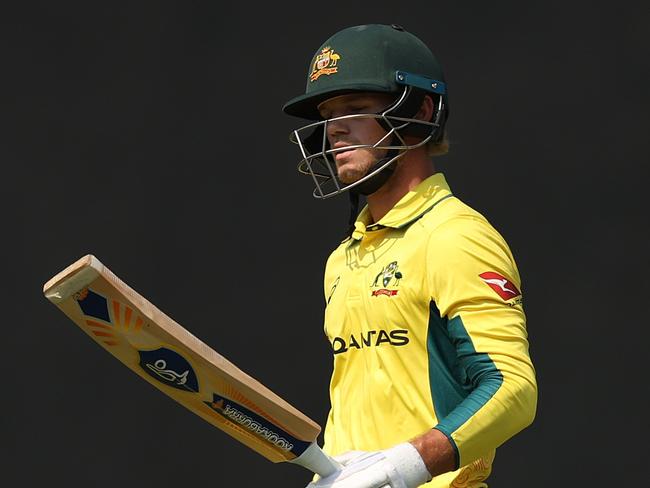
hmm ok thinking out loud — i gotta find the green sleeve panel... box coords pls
[427,302,504,468]
[425,213,537,468]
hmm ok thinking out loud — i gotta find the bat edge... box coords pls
[43,254,104,302]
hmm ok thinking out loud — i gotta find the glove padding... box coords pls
[305,443,431,488]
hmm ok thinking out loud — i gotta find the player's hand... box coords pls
[305,443,431,488]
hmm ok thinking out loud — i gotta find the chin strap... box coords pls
[353,156,397,196]
[344,155,398,238]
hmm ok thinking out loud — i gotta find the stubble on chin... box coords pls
[337,167,362,184]
[336,155,375,184]
[337,165,373,184]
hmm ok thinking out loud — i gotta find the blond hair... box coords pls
[427,130,449,157]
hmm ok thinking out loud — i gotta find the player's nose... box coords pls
[325,117,349,139]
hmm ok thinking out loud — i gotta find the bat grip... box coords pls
[290,442,342,478]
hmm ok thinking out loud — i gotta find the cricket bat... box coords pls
[43,254,339,478]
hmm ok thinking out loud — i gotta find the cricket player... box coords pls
[283,24,537,488]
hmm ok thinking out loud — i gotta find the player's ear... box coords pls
[414,95,435,122]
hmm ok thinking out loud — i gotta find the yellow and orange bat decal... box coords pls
[73,288,145,347]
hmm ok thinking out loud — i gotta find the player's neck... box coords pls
[366,153,435,224]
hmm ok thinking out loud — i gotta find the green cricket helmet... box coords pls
[283,24,449,199]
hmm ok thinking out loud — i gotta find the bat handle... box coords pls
[290,442,342,478]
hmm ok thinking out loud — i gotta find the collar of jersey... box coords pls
[350,172,453,241]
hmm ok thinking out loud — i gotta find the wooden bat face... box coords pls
[43,255,337,476]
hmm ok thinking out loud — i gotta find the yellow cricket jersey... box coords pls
[321,173,537,487]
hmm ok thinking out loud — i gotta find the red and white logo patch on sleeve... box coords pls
[479,272,521,300]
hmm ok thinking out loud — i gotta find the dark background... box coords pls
[2,1,648,487]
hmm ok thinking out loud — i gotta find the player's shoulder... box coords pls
[418,195,513,256]
[418,194,492,234]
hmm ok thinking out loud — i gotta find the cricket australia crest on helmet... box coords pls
[310,47,341,81]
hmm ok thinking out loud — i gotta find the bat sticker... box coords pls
[75,288,111,322]
[138,347,199,392]
[205,393,310,456]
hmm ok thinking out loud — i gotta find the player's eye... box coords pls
[319,102,372,119]
[348,105,368,113]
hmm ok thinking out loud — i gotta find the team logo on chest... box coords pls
[371,261,402,297]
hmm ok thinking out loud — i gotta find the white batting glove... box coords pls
[305,443,431,488]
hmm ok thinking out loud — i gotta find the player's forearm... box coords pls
[409,427,456,478]
[434,371,537,468]
[408,370,537,479]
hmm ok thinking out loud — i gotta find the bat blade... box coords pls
[43,254,338,477]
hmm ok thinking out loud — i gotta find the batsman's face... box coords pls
[317,93,394,184]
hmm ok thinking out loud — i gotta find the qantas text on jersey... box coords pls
[331,329,409,354]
